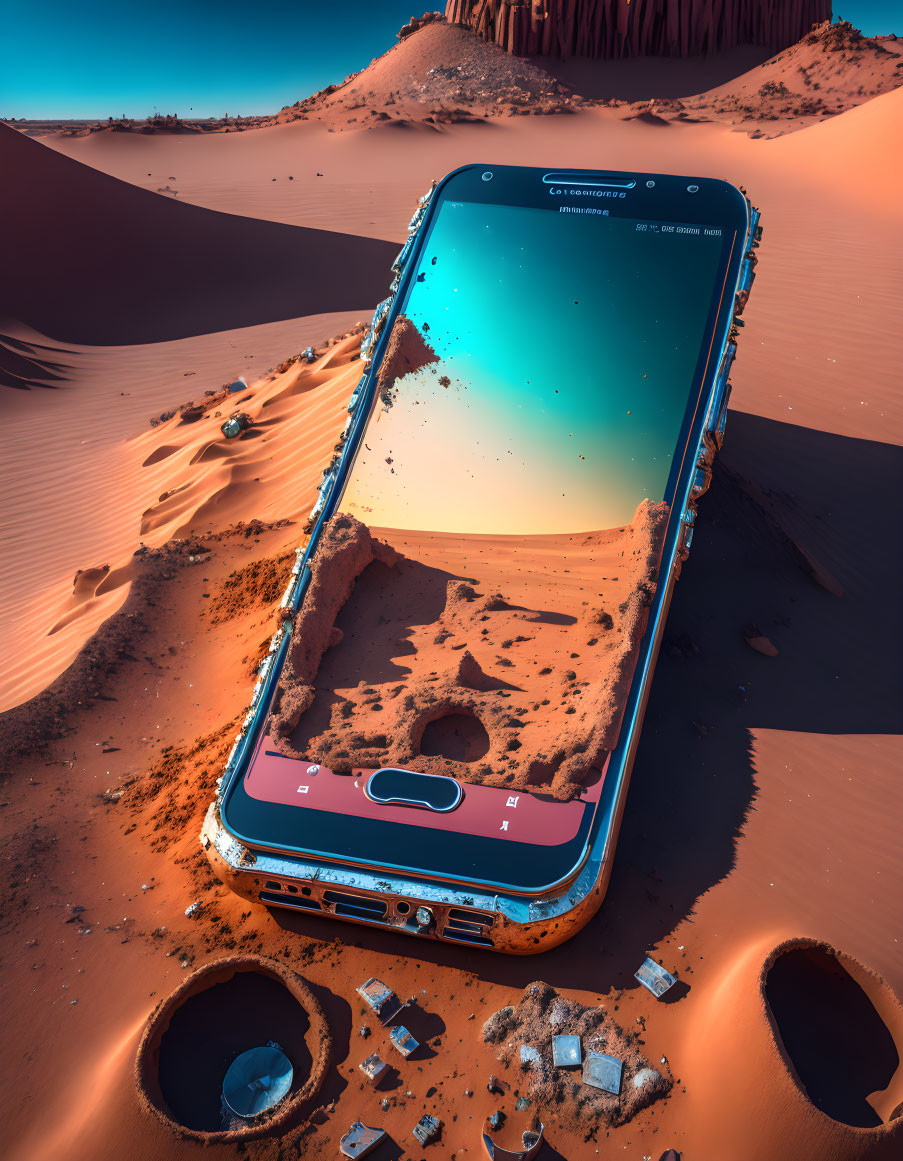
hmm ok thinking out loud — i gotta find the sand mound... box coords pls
[203,549,295,626]
[274,11,902,138]
[0,538,204,771]
[269,514,403,746]
[376,313,440,406]
[277,18,576,127]
[0,122,397,346]
[670,21,903,137]
[271,499,668,800]
[482,980,671,1131]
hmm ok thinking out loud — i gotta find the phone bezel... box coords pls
[217,164,750,895]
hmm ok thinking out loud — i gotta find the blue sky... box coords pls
[1,1,420,119]
[2,2,899,120]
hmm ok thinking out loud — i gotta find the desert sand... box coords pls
[2,15,903,1161]
[270,500,667,799]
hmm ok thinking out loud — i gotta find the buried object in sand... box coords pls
[221,411,253,439]
[359,1053,389,1085]
[389,1025,419,1058]
[356,977,403,1024]
[582,1051,623,1095]
[551,1034,582,1068]
[412,1114,442,1145]
[482,1108,545,1161]
[339,1122,387,1159]
[634,956,678,998]
[221,1045,293,1118]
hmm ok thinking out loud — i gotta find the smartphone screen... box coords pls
[223,169,743,892]
[346,199,726,535]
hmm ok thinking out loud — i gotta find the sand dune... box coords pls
[0,123,396,346]
[2,25,903,1161]
[21,16,900,152]
[0,323,364,712]
[278,17,577,125]
[675,20,903,136]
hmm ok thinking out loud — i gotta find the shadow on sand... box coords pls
[0,123,399,354]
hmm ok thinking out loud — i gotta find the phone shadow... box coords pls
[270,410,903,996]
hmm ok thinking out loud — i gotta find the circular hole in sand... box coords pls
[136,956,329,1141]
[419,710,490,763]
[764,940,903,1128]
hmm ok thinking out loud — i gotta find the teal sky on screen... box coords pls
[341,200,726,536]
[3,3,898,119]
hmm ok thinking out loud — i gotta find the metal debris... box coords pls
[356,977,403,1024]
[412,1114,441,1145]
[582,1051,623,1095]
[635,956,678,999]
[389,1025,419,1058]
[359,1054,388,1085]
[339,1122,386,1159]
[551,1034,582,1068]
[220,412,253,439]
[184,901,204,919]
[519,1045,541,1067]
[482,1110,545,1161]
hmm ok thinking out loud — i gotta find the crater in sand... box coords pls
[764,939,903,1128]
[419,708,491,762]
[135,956,330,1141]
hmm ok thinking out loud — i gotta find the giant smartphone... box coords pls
[202,165,760,953]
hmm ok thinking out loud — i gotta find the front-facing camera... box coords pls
[482,171,493,181]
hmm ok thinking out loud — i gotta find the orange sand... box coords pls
[2,18,903,1161]
[273,503,667,799]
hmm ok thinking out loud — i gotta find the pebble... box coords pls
[744,633,779,657]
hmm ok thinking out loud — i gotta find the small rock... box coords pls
[743,624,779,656]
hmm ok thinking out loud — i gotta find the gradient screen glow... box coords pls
[340,199,728,537]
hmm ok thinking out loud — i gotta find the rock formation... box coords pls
[445,0,833,59]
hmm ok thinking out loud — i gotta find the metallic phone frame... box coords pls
[201,165,762,953]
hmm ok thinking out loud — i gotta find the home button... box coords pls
[366,768,462,813]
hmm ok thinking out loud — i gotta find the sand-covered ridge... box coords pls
[271,502,668,799]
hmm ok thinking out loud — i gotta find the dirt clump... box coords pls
[204,549,295,625]
[376,314,439,407]
[483,981,671,1130]
[269,514,402,746]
